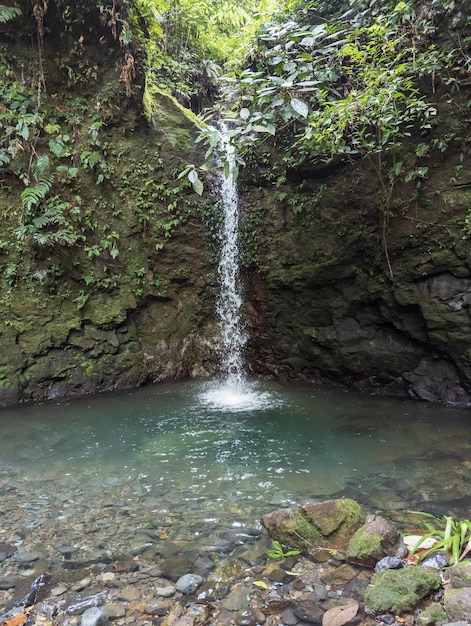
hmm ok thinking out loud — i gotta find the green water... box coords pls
[1,379,470,524]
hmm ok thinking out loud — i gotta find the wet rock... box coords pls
[175,573,203,595]
[223,583,252,611]
[13,549,40,563]
[0,543,15,561]
[347,515,406,567]
[155,583,176,597]
[444,587,471,621]
[0,577,17,590]
[102,604,126,618]
[319,563,358,585]
[118,585,141,602]
[293,599,324,623]
[144,599,171,616]
[420,550,450,570]
[66,594,105,615]
[54,544,79,557]
[161,601,211,626]
[281,607,299,625]
[364,567,441,614]
[81,606,109,626]
[374,557,403,573]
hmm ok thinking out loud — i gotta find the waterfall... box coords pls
[215,124,247,386]
[199,126,279,411]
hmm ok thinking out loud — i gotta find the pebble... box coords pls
[81,607,109,626]
[175,573,203,595]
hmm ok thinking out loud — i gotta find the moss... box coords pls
[416,603,447,626]
[347,528,383,559]
[143,77,202,151]
[365,567,441,614]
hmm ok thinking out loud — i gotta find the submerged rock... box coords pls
[175,573,203,595]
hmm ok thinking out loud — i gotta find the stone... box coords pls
[374,556,403,573]
[175,573,203,595]
[420,550,450,570]
[145,600,171,616]
[155,583,176,597]
[223,584,252,611]
[102,604,126,618]
[81,607,109,626]
[118,585,141,602]
[444,587,471,621]
[261,499,365,555]
[447,561,471,588]
[364,567,441,614]
[293,599,324,623]
[416,603,448,626]
[347,515,407,567]
[13,550,40,563]
[161,601,210,626]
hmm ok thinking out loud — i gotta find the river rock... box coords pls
[416,603,447,626]
[444,587,471,621]
[347,514,407,567]
[261,499,365,557]
[161,601,210,626]
[81,607,109,626]
[223,583,252,611]
[374,556,403,573]
[364,567,441,614]
[446,561,471,587]
[420,550,450,569]
[175,573,203,595]
[293,599,324,623]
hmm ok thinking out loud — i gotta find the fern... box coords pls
[21,176,54,214]
[0,6,21,24]
[32,154,50,180]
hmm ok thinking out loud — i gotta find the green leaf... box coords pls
[290,97,309,118]
[192,177,204,196]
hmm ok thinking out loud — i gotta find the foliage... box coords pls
[0,5,21,24]
[411,512,471,566]
[266,539,301,562]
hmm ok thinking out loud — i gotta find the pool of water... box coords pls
[1,379,470,564]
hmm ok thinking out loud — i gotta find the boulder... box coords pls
[347,514,407,567]
[446,561,471,588]
[364,566,441,614]
[261,499,365,560]
[444,587,471,621]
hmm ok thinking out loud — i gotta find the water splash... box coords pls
[215,124,247,386]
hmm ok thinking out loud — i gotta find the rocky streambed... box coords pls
[1,485,471,626]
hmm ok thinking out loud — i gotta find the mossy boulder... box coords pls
[347,514,407,567]
[446,560,471,588]
[261,499,365,560]
[365,567,441,614]
[416,603,447,626]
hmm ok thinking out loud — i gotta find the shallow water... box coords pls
[1,378,470,530]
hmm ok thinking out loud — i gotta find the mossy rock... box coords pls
[365,567,441,614]
[416,603,447,626]
[447,560,471,588]
[347,514,406,567]
[261,499,365,557]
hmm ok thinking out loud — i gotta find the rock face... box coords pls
[246,146,471,405]
[261,499,365,559]
[0,6,218,406]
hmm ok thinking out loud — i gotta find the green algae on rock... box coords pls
[365,567,441,614]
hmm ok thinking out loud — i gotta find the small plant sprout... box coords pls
[266,540,300,563]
